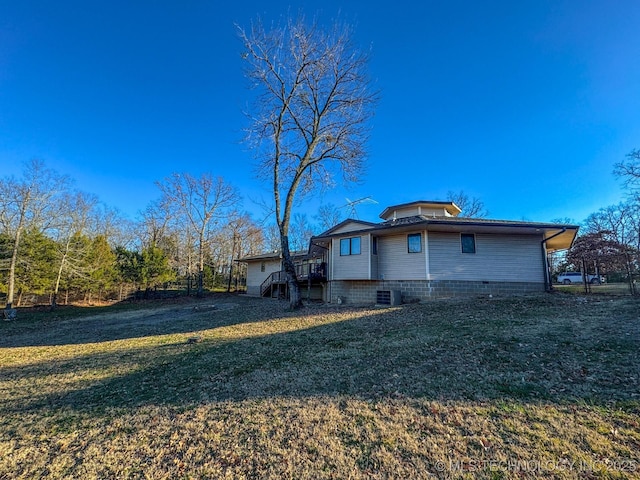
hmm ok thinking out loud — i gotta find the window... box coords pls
[461,233,476,253]
[340,238,350,255]
[408,233,422,253]
[340,237,361,255]
[372,236,378,255]
[260,262,265,272]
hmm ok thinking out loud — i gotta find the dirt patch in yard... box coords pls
[0,297,242,348]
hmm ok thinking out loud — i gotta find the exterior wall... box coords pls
[331,222,375,234]
[246,258,282,296]
[330,279,544,304]
[378,232,427,280]
[428,232,544,282]
[326,231,546,304]
[394,206,420,218]
[383,206,449,220]
[331,234,370,280]
[370,236,379,280]
[416,206,450,217]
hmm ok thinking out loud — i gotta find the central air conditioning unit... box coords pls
[376,290,402,305]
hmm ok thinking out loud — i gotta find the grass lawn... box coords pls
[554,283,635,296]
[1,293,639,479]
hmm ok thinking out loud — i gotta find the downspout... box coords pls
[330,239,334,303]
[367,233,371,280]
[424,229,430,281]
[541,228,567,292]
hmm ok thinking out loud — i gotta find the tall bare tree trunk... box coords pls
[239,17,376,309]
[281,235,302,308]
[197,230,205,296]
[6,226,22,310]
[51,249,68,310]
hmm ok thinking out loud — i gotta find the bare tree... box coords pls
[239,15,377,308]
[223,213,265,292]
[92,204,135,251]
[156,173,239,296]
[446,190,489,218]
[139,199,175,250]
[262,223,282,252]
[567,231,635,289]
[233,215,265,258]
[315,203,344,231]
[50,190,99,309]
[584,203,635,246]
[289,213,316,252]
[0,160,69,315]
[614,149,640,194]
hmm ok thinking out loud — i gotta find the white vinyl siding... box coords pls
[428,232,543,282]
[394,206,420,218]
[378,233,427,280]
[332,236,370,280]
[408,233,422,253]
[370,236,378,280]
[385,206,451,220]
[331,222,375,234]
[246,258,282,294]
[420,207,452,217]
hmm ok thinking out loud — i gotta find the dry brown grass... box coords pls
[0,293,638,479]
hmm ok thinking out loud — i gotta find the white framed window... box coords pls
[408,233,422,253]
[340,237,361,256]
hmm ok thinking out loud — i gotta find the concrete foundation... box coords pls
[329,279,544,304]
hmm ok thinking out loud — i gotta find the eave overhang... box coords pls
[311,217,579,253]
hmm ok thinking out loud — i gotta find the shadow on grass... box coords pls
[2,295,639,414]
[0,293,261,348]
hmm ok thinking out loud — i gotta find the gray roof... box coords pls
[379,215,578,229]
[238,250,309,262]
[316,218,378,237]
[312,215,579,252]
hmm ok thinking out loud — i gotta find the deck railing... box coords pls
[260,262,327,297]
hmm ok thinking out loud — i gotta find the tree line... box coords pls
[0,160,270,312]
[558,149,640,292]
[0,159,375,312]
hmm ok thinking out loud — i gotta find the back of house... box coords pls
[242,200,579,304]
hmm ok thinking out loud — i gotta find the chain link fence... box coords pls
[552,252,638,296]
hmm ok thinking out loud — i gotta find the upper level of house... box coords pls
[379,201,461,221]
[313,199,580,254]
[242,199,580,289]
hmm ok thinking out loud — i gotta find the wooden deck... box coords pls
[260,263,327,298]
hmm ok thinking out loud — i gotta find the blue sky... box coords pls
[1,1,639,226]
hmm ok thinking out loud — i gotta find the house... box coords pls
[240,250,326,299]
[242,200,579,304]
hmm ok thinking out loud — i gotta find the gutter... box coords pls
[541,228,567,292]
[309,241,329,253]
[311,219,579,242]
